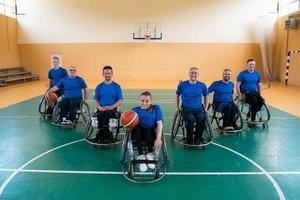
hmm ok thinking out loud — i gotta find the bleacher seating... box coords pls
[0,67,39,86]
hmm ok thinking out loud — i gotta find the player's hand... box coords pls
[154,138,162,151]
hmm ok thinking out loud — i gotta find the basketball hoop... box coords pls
[144,34,151,40]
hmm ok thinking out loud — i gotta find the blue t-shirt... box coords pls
[94,81,123,107]
[237,70,261,93]
[132,105,163,128]
[176,80,208,109]
[48,67,68,87]
[208,80,234,103]
[56,76,87,99]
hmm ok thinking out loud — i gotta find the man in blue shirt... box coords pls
[46,57,68,114]
[48,56,68,96]
[93,66,123,143]
[47,66,88,125]
[208,69,238,130]
[176,67,209,145]
[236,59,264,122]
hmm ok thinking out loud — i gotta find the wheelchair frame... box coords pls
[207,102,243,135]
[120,129,168,183]
[171,108,213,149]
[236,98,270,128]
[51,98,90,129]
[84,109,124,147]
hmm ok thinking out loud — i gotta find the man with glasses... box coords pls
[175,67,209,145]
[47,66,88,125]
[208,69,238,131]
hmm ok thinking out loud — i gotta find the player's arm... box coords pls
[83,88,88,101]
[175,95,180,112]
[47,86,59,94]
[154,120,163,150]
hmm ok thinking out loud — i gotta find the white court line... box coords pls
[1,168,300,176]
[0,139,85,196]
[212,142,286,200]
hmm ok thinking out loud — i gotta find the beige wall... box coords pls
[0,14,20,67]
[275,11,300,85]
[19,42,262,82]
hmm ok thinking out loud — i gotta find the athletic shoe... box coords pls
[136,154,147,172]
[146,153,156,170]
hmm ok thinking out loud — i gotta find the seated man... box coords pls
[93,65,123,143]
[175,67,209,145]
[47,66,88,125]
[46,56,68,114]
[236,59,264,122]
[208,68,238,131]
[131,91,163,172]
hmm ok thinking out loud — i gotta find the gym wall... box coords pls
[275,11,300,85]
[0,14,20,67]
[16,0,276,82]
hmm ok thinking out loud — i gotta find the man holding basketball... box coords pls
[47,66,88,125]
[236,59,264,122]
[176,67,209,145]
[93,66,123,143]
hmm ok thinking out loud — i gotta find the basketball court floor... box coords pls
[0,87,299,200]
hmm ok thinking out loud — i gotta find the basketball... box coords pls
[47,92,58,103]
[120,110,139,129]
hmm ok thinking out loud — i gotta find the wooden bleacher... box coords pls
[0,67,39,86]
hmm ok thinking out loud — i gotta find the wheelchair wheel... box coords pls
[202,112,213,144]
[38,93,47,115]
[85,112,97,141]
[80,101,90,124]
[233,109,243,130]
[171,110,183,140]
[52,103,60,123]
[257,102,270,123]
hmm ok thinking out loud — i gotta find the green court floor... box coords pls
[0,89,299,200]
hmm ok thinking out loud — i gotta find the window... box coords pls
[279,0,300,16]
[0,0,16,18]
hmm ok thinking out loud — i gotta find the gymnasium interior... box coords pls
[0,0,300,199]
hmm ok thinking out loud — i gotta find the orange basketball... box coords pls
[121,110,139,129]
[47,92,58,103]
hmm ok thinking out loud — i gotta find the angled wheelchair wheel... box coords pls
[233,109,243,131]
[202,112,213,144]
[38,92,47,115]
[80,101,90,124]
[257,103,270,123]
[171,110,183,140]
[52,103,61,124]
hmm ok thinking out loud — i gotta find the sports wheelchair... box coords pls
[120,129,168,183]
[84,108,124,147]
[52,97,90,129]
[171,106,213,149]
[236,95,270,128]
[38,89,54,118]
[207,102,243,135]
